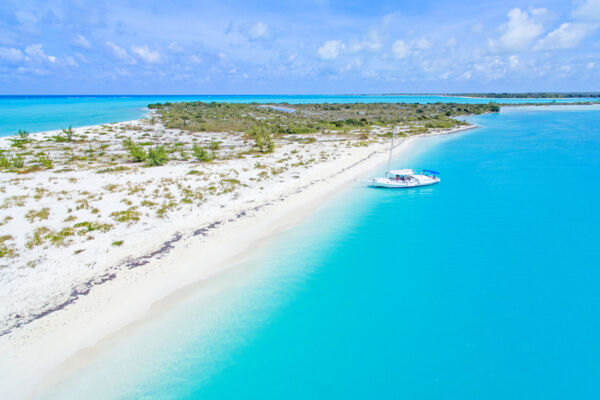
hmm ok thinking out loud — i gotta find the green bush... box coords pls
[36,152,53,169]
[192,144,215,162]
[146,145,168,166]
[11,154,24,168]
[0,152,10,168]
[209,137,221,151]
[53,126,74,142]
[63,126,73,141]
[9,130,30,148]
[122,138,147,162]
[250,125,275,153]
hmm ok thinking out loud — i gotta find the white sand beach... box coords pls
[0,118,474,399]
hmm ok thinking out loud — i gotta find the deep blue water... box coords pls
[1,94,597,137]
[40,105,600,399]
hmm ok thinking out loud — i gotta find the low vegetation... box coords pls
[148,101,501,134]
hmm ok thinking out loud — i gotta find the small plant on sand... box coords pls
[36,152,53,168]
[53,126,74,142]
[97,166,128,174]
[209,137,221,151]
[249,125,274,153]
[110,207,141,223]
[73,221,113,235]
[0,244,16,258]
[25,226,51,249]
[179,148,189,161]
[0,152,10,169]
[146,145,168,166]
[112,240,124,246]
[45,227,75,247]
[156,200,177,218]
[11,153,24,168]
[25,207,50,223]
[0,235,16,258]
[192,144,215,162]
[9,130,30,148]
[122,138,147,162]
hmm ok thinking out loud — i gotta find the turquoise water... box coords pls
[1,95,598,137]
[40,105,600,399]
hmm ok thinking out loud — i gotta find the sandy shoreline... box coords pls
[0,120,475,399]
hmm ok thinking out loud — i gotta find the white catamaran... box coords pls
[370,127,441,188]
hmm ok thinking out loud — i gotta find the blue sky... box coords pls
[1,0,599,94]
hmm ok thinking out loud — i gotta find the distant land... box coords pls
[449,92,600,98]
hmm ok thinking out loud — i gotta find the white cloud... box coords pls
[25,44,55,63]
[0,47,24,62]
[249,22,268,39]
[488,8,546,52]
[73,34,91,49]
[462,70,472,79]
[131,45,162,63]
[318,40,345,59]
[572,0,600,22]
[189,55,202,64]
[535,22,598,50]
[349,32,382,53]
[588,61,596,69]
[508,55,519,68]
[412,37,432,50]
[106,42,136,64]
[472,22,484,33]
[391,40,409,59]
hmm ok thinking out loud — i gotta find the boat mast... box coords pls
[386,126,396,177]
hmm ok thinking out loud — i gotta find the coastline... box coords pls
[0,121,475,400]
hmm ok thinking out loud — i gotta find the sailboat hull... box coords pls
[370,177,440,188]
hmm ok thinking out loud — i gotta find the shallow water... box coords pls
[39,105,600,399]
[1,94,597,137]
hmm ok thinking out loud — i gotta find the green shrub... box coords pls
[9,130,30,148]
[11,154,24,168]
[179,148,189,160]
[249,125,274,153]
[209,137,221,151]
[0,152,10,168]
[112,240,124,246]
[53,126,74,142]
[62,126,73,141]
[122,138,147,162]
[192,144,215,162]
[36,152,53,168]
[146,145,168,166]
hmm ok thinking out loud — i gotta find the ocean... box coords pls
[0,94,597,137]
[38,104,600,399]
